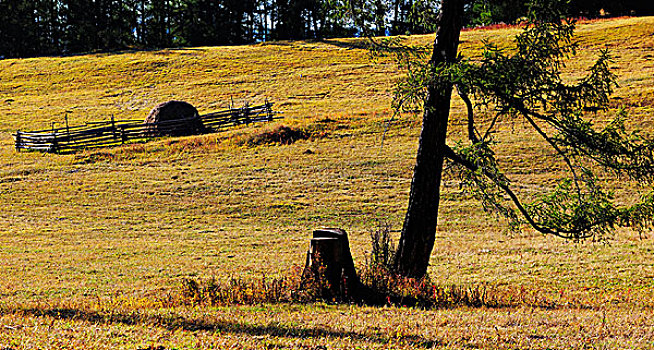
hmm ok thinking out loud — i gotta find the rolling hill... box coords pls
[0,16,653,349]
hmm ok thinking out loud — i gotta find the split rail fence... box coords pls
[13,102,278,154]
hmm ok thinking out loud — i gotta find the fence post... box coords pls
[120,125,126,144]
[49,122,58,153]
[244,101,250,124]
[50,137,58,153]
[15,130,21,151]
[65,113,70,139]
[265,99,273,121]
[231,107,238,126]
[111,115,117,140]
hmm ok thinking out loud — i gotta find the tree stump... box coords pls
[301,228,361,301]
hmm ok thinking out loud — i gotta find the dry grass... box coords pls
[0,16,653,349]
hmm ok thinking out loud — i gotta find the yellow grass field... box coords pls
[0,16,653,349]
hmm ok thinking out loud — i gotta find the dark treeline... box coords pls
[0,0,379,58]
[1,0,652,58]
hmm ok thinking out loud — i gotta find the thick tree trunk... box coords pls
[393,0,465,279]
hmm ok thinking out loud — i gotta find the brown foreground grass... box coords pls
[0,16,653,349]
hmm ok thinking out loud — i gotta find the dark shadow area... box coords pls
[14,306,442,348]
[318,38,373,50]
[1,46,209,61]
[257,38,371,51]
[314,36,431,53]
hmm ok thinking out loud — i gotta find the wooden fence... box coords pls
[13,102,278,154]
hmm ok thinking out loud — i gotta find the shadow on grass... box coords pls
[257,38,371,50]
[17,307,442,348]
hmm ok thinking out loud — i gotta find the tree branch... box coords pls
[456,84,480,144]
[511,101,654,180]
[481,110,503,143]
[443,144,477,170]
[492,173,598,239]
[520,109,584,197]
[445,144,597,239]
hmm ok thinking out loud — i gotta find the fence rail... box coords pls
[13,102,278,154]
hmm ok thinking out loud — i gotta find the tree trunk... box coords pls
[393,0,465,279]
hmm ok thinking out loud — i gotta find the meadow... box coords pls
[0,16,653,349]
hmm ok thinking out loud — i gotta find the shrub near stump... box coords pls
[145,100,204,136]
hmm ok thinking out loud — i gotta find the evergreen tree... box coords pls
[271,0,307,40]
[0,0,40,57]
[377,0,654,278]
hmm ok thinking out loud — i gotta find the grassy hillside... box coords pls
[0,16,653,349]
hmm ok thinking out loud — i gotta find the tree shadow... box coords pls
[2,46,209,61]
[257,38,371,50]
[17,306,442,348]
[317,38,373,50]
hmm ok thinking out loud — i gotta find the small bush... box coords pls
[234,118,348,147]
[359,224,496,308]
[367,222,396,270]
[239,125,310,146]
[74,151,116,164]
[178,266,321,306]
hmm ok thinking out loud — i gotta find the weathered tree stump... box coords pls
[301,228,362,301]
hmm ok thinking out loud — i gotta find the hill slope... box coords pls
[0,16,653,349]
